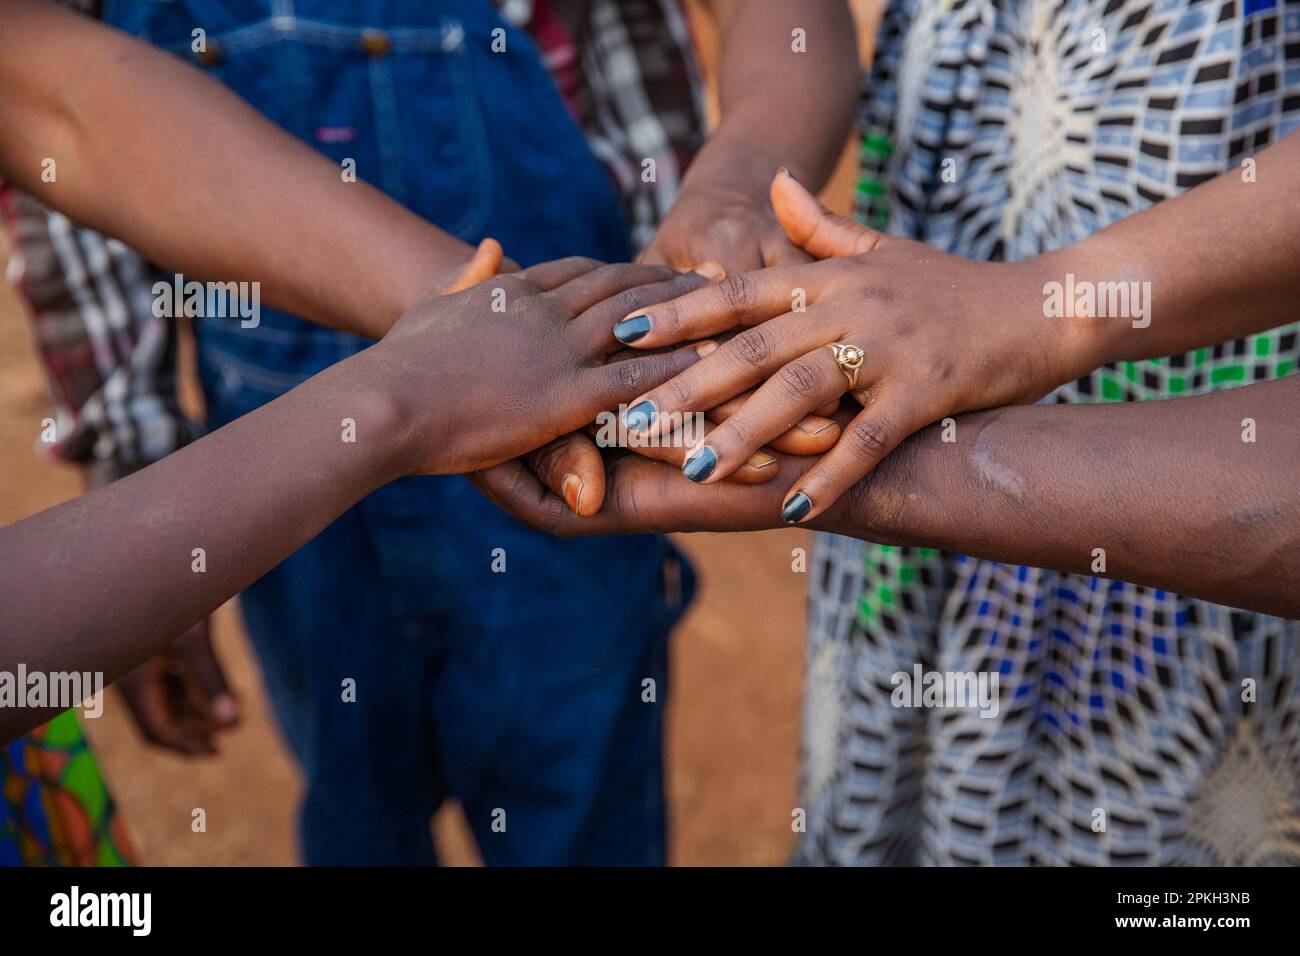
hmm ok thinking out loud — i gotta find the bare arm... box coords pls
[0,259,712,742]
[699,0,858,191]
[641,0,858,270]
[613,132,1300,522]
[1052,132,1300,365]
[0,0,481,337]
[479,374,1300,617]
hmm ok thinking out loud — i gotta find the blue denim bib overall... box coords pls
[104,0,690,865]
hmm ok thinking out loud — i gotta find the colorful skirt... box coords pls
[0,710,134,866]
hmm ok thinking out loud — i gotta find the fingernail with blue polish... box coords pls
[782,492,812,524]
[614,314,652,344]
[623,400,656,433]
[682,446,717,483]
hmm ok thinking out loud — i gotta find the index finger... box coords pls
[611,263,825,349]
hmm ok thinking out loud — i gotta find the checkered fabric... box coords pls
[0,187,199,470]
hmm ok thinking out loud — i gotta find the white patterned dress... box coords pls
[798,0,1300,866]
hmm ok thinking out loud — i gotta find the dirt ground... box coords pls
[0,1,881,866]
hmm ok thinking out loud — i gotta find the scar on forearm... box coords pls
[1233,502,1283,528]
[970,417,1025,503]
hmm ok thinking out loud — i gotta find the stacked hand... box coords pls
[471,169,1105,533]
[590,170,1097,524]
[400,242,842,515]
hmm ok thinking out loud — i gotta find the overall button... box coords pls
[360,29,391,57]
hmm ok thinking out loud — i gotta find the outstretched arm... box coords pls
[479,373,1300,618]
[0,0,490,337]
[0,260,713,742]
[615,132,1300,523]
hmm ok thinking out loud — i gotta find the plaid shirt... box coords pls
[2,0,705,471]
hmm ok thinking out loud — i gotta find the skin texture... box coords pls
[0,260,715,743]
[617,133,1300,523]
[0,0,502,338]
[87,464,240,754]
[640,0,858,272]
[475,375,1300,619]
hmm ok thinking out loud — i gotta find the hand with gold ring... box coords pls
[608,168,1107,524]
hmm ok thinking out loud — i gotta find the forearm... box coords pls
[0,348,415,739]
[0,0,470,337]
[1052,131,1300,365]
[692,0,858,193]
[836,377,1300,616]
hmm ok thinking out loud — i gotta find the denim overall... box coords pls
[103,0,691,865]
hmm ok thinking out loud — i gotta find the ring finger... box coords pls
[679,345,865,485]
[621,310,837,440]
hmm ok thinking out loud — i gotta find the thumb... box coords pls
[770,167,886,259]
[439,237,508,293]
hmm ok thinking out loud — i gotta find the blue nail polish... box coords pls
[782,492,812,524]
[614,314,652,344]
[623,400,656,433]
[682,446,717,483]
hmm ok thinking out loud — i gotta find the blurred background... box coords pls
[0,0,881,865]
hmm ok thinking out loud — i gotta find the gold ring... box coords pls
[827,342,865,389]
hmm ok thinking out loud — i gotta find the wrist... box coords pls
[1008,253,1115,390]
[335,345,444,482]
[1031,241,1147,377]
[681,128,788,203]
[813,428,931,545]
[358,235,480,339]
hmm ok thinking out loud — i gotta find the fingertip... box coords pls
[743,450,780,480]
[211,694,241,726]
[445,237,505,292]
[613,312,653,345]
[681,444,717,483]
[771,170,824,239]
[797,417,841,452]
[780,489,814,524]
[693,260,726,281]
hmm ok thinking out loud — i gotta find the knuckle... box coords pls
[731,326,775,369]
[540,492,570,525]
[605,286,648,318]
[663,374,697,409]
[717,272,755,311]
[656,299,684,339]
[530,441,570,484]
[778,359,826,397]
[844,415,895,461]
[497,273,531,295]
[559,255,599,270]
[613,360,645,392]
[716,415,755,449]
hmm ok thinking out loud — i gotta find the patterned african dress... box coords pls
[798,0,1300,866]
[0,712,134,866]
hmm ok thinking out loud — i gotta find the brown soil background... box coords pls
[0,1,881,865]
